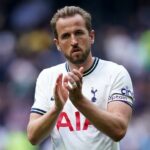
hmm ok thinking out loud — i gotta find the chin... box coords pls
[71,57,86,64]
[66,50,90,64]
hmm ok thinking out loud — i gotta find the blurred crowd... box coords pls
[0,0,150,150]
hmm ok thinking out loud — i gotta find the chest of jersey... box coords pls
[55,73,111,132]
[82,72,111,108]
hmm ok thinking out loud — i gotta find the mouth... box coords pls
[71,48,82,53]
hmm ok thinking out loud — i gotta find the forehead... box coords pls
[56,14,86,33]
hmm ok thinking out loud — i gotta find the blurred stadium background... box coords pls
[0,0,150,150]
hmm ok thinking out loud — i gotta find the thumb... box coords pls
[79,67,84,74]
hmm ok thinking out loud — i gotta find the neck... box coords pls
[67,53,94,72]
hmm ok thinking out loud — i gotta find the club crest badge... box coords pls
[91,87,98,102]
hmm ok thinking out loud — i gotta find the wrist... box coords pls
[70,93,85,104]
[53,104,63,113]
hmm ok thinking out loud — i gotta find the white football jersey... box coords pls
[31,57,134,150]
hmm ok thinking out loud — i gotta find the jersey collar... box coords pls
[65,57,99,77]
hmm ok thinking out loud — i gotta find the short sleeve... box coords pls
[31,69,50,115]
[108,66,134,107]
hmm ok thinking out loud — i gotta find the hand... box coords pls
[64,67,84,103]
[54,73,68,111]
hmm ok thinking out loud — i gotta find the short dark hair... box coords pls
[50,6,92,38]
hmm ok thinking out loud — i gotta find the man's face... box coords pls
[54,14,94,64]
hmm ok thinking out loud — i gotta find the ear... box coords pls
[89,30,95,44]
[54,38,61,51]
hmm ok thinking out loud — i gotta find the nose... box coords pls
[71,35,78,46]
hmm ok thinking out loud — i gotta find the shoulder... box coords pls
[40,63,66,75]
[37,63,66,81]
[95,58,131,81]
[99,59,128,75]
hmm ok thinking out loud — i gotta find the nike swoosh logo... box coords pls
[50,97,54,101]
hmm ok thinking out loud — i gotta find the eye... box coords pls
[61,33,70,39]
[75,30,85,36]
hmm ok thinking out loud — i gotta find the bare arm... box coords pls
[27,106,61,145]
[27,73,68,145]
[71,97,132,141]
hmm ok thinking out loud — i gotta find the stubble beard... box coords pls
[65,48,90,64]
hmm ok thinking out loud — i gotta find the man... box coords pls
[27,6,134,150]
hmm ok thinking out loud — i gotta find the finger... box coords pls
[54,80,59,101]
[73,67,84,77]
[63,75,74,90]
[68,72,82,89]
[68,72,79,82]
[55,73,64,98]
[67,72,76,84]
[72,69,82,78]
[56,73,63,84]
[54,74,62,98]
[68,72,82,88]
[58,74,64,92]
[63,73,75,86]
[79,66,84,74]
[64,82,73,91]
[63,75,68,83]
[72,69,83,83]
[62,75,69,92]
[63,74,77,90]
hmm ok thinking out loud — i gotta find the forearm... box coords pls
[27,106,61,145]
[72,96,128,141]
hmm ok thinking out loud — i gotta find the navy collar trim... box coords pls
[65,57,99,77]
